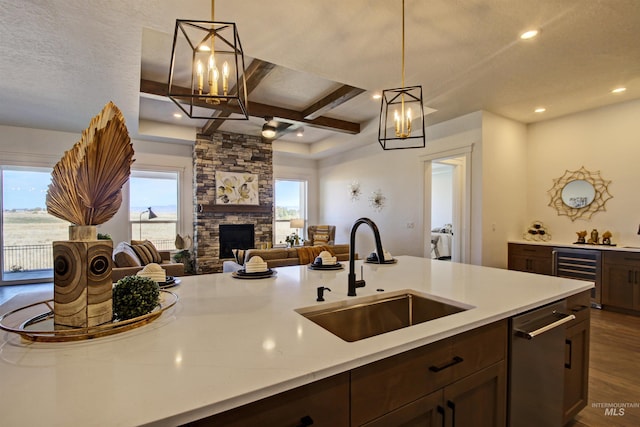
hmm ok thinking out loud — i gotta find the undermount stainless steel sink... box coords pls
[295,290,472,342]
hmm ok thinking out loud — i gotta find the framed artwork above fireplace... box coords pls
[216,171,259,205]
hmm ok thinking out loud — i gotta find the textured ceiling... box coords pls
[1,0,639,158]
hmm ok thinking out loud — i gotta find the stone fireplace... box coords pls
[193,131,273,273]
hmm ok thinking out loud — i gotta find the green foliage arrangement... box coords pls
[112,275,160,320]
[173,249,196,274]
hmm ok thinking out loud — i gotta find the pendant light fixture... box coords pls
[378,0,426,150]
[167,0,249,120]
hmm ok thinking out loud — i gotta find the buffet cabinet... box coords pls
[509,242,640,315]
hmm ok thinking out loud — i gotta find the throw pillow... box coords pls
[130,240,162,265]
[113,241,142,267]
[313,233,330,245]
[232,249,245,265]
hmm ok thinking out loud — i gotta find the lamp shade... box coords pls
[290,218,305,229]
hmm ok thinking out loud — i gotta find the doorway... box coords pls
[423,148,472,264]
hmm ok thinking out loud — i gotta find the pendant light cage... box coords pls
[378,85,426,150]
[168,19,249,120]
[378,0,426,150]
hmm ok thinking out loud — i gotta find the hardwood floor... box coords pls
[567,308,640,427]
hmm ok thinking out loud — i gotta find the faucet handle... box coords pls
[356,265,365,288]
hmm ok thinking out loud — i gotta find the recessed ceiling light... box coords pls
[534,107,546,113]
[173,113,182,118]
[611,87,627,94]
[520,29,539,40]
[296,128,304,137]
[372,93,382,100]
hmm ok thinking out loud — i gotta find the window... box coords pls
[1,166,70,284]
[129,171,178,250]
[274,179,307,245]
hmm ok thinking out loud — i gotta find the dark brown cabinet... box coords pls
[352,321,508,427]
[508,243,553,275]
[602,251,640,312]
[187,372,350,427]
[563,291,591,424]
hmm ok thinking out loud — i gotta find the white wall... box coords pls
[480,112,528,267]
[431,165,453,229]
[317,112,483,261]
[0,125,194,245]
[526,99,640,246]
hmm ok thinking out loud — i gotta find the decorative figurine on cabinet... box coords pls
[576,230,587,244]
[602,230,613,245]
[589,229,599,244]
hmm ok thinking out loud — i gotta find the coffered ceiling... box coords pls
[1,0,639,159]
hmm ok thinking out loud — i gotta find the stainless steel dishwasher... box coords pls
[508,300,576,427]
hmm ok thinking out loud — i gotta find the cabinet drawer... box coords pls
[565,290,591,324]
[509,243,553,258]
[604,251,640,265]
[351,320,508,426]
[351,338,452,426]
[452,320,508,381]
[189,373,349,427]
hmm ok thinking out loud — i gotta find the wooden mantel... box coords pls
[198,204,273,214]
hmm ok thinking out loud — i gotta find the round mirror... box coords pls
[561,179,596,208]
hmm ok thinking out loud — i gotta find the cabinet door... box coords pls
[189,373,349,427]
[351,338,453,426]
[443,361,507,427]
[602,263,635,309]
[361,390,443,427]
[563,319,590,424]
[507,244,553,275]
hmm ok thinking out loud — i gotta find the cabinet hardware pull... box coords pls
[447,400,456,426]
[565,338,573,369]
[429,356,464,372]
[514,312,576,339]
[437,405,445,427]
[295,415,314,427]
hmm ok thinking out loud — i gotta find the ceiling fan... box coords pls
[261,116,298,140]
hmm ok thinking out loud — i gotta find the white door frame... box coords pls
[421,145,473,263]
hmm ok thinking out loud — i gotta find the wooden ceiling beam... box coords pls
[201,59,276,135]
[140,78,360,134]
[301,85,366,120]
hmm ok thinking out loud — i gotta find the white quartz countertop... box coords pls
[509,239,640,252]
[0,256,592,426]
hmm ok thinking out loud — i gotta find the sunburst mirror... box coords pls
[548,166,612,221]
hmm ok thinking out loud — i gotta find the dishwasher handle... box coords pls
[514,312,576,340]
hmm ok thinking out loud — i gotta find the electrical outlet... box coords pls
[407,222,415,229]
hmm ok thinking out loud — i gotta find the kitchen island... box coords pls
[0,256,592,426]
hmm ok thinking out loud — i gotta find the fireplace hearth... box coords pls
[219,224,255,259]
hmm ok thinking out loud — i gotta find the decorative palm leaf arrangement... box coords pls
[46,101,135,225]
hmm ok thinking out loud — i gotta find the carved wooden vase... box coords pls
[53,225,113,328]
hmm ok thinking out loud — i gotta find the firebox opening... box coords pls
[219,224,255,259]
